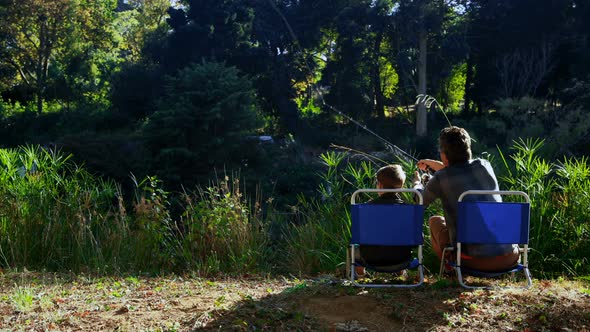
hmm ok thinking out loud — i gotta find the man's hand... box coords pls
[417,159,445,172]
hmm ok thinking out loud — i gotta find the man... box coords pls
[413,126,520,272]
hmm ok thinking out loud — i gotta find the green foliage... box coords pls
[0,146,270,275]
[282,140,590,277]
[459,96,589,156]
[281,151,354,274]
[379,56,399,100]
[0,145,128,271]
[129,175,173,271]
[439,63,466,113]
[173,175,267,275]
[10,285,34,312]
[497,139,590,276]
[142,61,262,187]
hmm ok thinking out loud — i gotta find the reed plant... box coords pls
[497,139,590,276]
[128,175,175,272]
[0,146,128,272]
[0,145,271,274]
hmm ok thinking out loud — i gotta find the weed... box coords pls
[10,285,34,312]
[497,139,590,276]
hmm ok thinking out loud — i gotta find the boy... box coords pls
[355,164,413,275]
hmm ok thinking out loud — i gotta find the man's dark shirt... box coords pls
[414,158,516,257]
[358,192,413,266]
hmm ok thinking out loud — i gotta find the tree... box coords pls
[466,0,575,107]
[142,62,262,186]
[0,0,118,113]
[0,0,69,113]
[114,0,170,61]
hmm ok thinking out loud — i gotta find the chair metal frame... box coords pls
[439,190,533,289]
[349,188,424,288]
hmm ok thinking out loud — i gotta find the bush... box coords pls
[497,139,590,277]
[0,146,127,271]
[171,175,268,275]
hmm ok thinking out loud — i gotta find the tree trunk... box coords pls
[372,30,385,118]
[36,19,47,114]
[463,55,473,115]
[416,30,427,137]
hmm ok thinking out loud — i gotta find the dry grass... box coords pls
[0,271,588,331]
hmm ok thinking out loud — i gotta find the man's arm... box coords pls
[417,159,445,172]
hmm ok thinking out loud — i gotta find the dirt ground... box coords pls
[0,271,589,331]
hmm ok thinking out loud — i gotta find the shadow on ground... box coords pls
[191,276,590,331]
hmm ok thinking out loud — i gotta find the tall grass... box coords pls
[497,138,590,276]
[2,143,587,277]
[281,152,358,275]
[0,146,269,274]
[0,146,127,271]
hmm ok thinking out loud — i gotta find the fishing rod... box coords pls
[266,0,427,168]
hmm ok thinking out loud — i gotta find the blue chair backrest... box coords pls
[351,204,424,246]
[457,201,530,245]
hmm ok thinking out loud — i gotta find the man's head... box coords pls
[438,126,472,166]
[376,164,406,189]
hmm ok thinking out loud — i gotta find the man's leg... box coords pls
[429,216,450,260]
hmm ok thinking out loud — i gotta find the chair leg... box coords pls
[524,267,533,289]
[439,247,454,277]
[346,247,351,280]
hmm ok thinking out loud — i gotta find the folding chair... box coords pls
[348,189,425,288]
[440,190,533,289]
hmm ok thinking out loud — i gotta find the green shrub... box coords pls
[497,139,590,276]
[128,175,174,272]
[0,146,127,271]
[172,175,268,276]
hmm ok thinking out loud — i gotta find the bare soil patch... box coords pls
[0,271,589,331]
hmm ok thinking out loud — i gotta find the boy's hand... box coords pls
[412,171,422,187]
[413,171,431,186]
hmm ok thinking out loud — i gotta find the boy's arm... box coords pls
[412,171,438,206]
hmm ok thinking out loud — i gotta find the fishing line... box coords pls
[266,0,421,165]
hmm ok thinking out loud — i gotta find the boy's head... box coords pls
[376,164,405,189]
[439,126,472,166]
